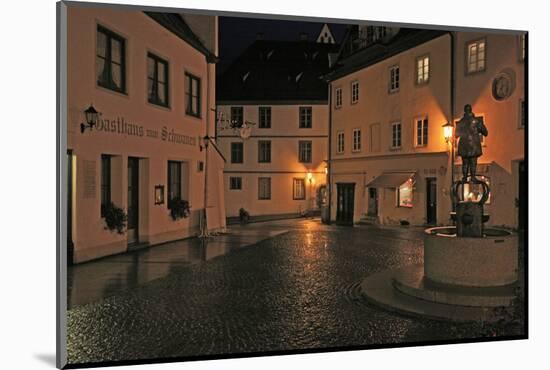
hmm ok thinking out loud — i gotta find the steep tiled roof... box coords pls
[217,40,339,102]
[144,12,217,62]
[325,28,448,81]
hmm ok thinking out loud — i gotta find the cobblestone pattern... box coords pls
[67,223,497,364]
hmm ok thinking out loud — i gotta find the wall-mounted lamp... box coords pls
[80,104,99,133]
[307,170,313,183]
[442,122,453,144]
[199,135,211,151]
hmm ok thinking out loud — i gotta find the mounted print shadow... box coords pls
[57,0,527,368]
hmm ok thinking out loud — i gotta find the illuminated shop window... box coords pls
[397,179,414,208]
[463,176,491,204]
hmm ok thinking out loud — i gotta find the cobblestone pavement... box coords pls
[66,219,506,365]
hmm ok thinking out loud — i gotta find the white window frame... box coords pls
[414,117,429,147]
[466,38,486,74]
[391,121,402,149]
[335,87,342,108]
[352,128,361,152]
[389,65,400,93]
[337,131,345,154]
[258,177,271,200]
[351,81,359,104]
[293,178,306,200]
[416,55,430,85]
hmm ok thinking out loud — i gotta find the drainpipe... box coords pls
[200,61,212,238]
[327,82,333,224]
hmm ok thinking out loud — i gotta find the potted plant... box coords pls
[169,196,191,220]
[102,202,127,234]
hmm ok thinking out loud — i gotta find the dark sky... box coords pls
[218,16,350,74]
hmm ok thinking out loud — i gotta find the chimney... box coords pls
[299,32,308,41]
[256,32,264,40]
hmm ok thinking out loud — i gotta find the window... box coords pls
[397,179,413,208]
[100,155,111,217]
[231,142,244,163]
[258,140,271,163]
[147,53,169,107]
[299,107,312,128]
[185,73,201,117]
[337,131,345,153]
[415,117,429,147]
[463,176,491,204]
[389,65,399,92]
[167,161,182,208]
[351,81,359,104]
[259,107,271,128]
[335,87,343,108]
[352,128,361,152]
[293,178,306,200]
[299,141,312,163]
[231,107,243,127]
[466,39,486,74]
[416,55,430,84]
[258,177,271,200]
[520,99,526,128]
[391,122,402,148]
[229,177,242,190]
[97,26,126,93]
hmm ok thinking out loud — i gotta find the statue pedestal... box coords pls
[456,201,484,237]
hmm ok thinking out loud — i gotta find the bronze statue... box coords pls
[456,104,488,182]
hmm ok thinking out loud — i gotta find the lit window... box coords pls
[416,55,430,84]
[258,177,271,200]
[229,177,242,190]
[335,88,342,108]
[467,39,486,74]
[351,81,359,104]
[352,128,361,152]
[337,131,345,153]
[259,107,271,128]
[463,176,491,204]
[389,65,400,92]
[415,117,429,147]
[293,178,306,200]
[299,141,312,163]
[391,122,402,148]
[398,179,413,208]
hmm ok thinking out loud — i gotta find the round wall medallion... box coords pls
[492,70,515,101]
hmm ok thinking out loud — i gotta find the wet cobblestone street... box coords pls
[67,219,503,365]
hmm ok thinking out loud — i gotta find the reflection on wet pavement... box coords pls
[67,218,514,365]
[68,226,289,308]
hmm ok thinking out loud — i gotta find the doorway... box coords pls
[336,183,355,226]
[127,157,140,245]
[518,160,526,230]
[367,187,378,216]
[426,177,437,225]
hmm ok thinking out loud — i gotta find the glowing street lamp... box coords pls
[442,122,453,144]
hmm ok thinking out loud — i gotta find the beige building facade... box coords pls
[216,104,329,219]
[327,27,525,228]
[66,6,225,263]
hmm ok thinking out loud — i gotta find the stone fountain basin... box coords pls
[424,226,518,287]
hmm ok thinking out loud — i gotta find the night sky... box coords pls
[218,16,350,74]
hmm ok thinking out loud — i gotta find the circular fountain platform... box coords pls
[424,227,518,287]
